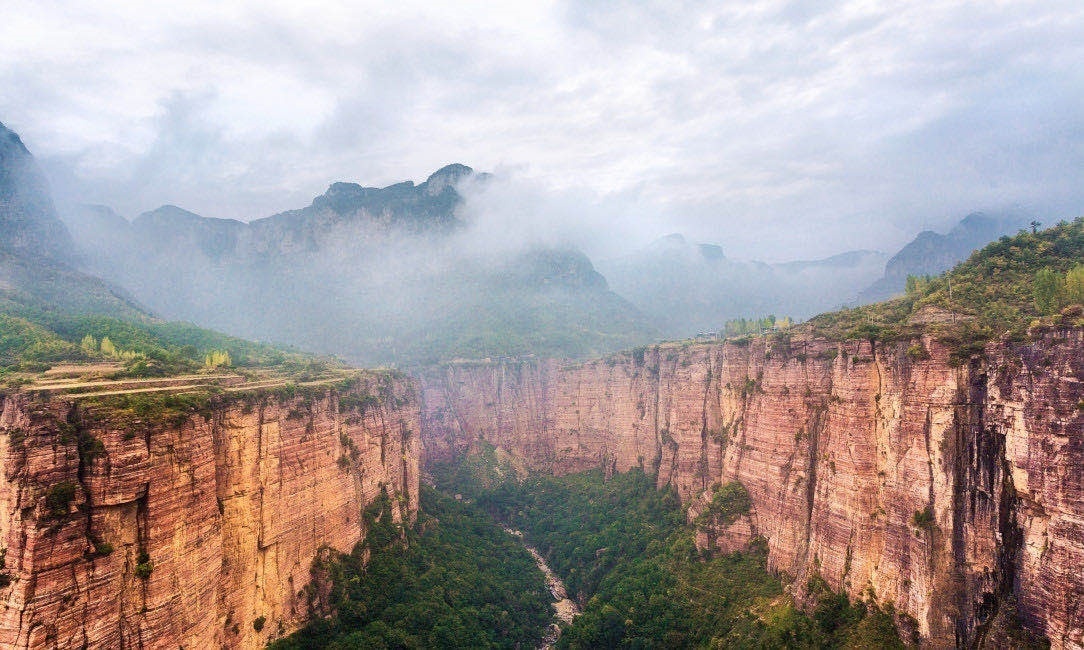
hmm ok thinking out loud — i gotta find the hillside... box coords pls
[806,216,1084,346]
[0,121,73,260]
[857,211,1030,303]
[62,168,657,366]
[0,122,148,323]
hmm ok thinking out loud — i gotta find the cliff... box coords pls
[420,330,1084,648]
[0,374,419,649]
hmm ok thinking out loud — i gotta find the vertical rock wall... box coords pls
[0,374,419,649]
[420,330,1084,648]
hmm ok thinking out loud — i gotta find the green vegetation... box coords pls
[204,349,232,369]
[1033,268,1063,316]
[1033,264,1084,316]
[272,485,552,649]
[694,481,752,527]
[806,218,1084,346]
[83,390,217,428]
[77,431,106,465]
[253,616,267,633]
[0,302,327,378]
[912,506,935,529]
[433,449,906,648]
[134,551,153,578]
[44,481,77,517]
[0,314,79,366]
[723,315,793,338]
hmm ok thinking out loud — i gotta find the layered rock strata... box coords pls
[0,375,419,649]
[420,330,1084,648]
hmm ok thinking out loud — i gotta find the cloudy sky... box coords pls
[2,0,1083,260]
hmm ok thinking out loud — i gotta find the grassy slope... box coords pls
[803,217,1084,346]
[0,252,328,377]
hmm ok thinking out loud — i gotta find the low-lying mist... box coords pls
[58,163,1030,366]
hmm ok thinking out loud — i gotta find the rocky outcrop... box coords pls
[0,374,419,649]
[420,330,1084,648]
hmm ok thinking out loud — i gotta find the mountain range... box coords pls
[61,163,657,365]
[598,235,888,337]
[1,119,1034,365]
[857,210,1031,303]
[0,121,146,320]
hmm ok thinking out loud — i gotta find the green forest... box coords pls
[806,217,1084,344]
[270,486,553,649]
[275,447,908,648]
[433,449,905,648]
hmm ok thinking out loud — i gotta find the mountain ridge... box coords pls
[858,210,1031,303]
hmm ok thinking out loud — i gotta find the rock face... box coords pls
[0,121,74,261]
[420,330,1084,648]
[0,375,419,649]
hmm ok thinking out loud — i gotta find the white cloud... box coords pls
[2,0,1083,259]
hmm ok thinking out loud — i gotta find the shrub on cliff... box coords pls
[694,481,752,528]
[134,552,153,579]
[44,481,77,517]
[912,506,936,529]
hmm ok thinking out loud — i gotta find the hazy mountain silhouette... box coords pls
[597,234,887,337]
[0,122,146,319]
[858,211,1032,303]
[62,166,656,365]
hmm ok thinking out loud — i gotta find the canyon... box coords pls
[420,328,1084,649]
[0,373,419,649]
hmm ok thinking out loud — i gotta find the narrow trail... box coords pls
[502,526,580,649]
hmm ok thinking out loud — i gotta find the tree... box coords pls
[1033,269,1062,316]
[204,350,232,368]
[80,334,98,354]
[99,336,117,357]
[905,274,933,297]
[1065,265,1084,306]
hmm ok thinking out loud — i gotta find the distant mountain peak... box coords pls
[424,163,473,196]
[698,243,725,261]
[0,120,75,261]
[0,121,30,158]
[857,210,1030,303]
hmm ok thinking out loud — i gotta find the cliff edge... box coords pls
[0,371,419,649]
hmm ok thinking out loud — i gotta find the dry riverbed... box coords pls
[503,527,580,648]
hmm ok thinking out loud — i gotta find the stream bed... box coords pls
[503,526,580,648]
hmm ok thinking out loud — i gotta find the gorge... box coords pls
[419,328,1084,648]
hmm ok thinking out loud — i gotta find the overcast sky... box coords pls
[3,0,1083,260]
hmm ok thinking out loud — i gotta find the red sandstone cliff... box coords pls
[0,374,419,649]
[420,330,1084,648]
